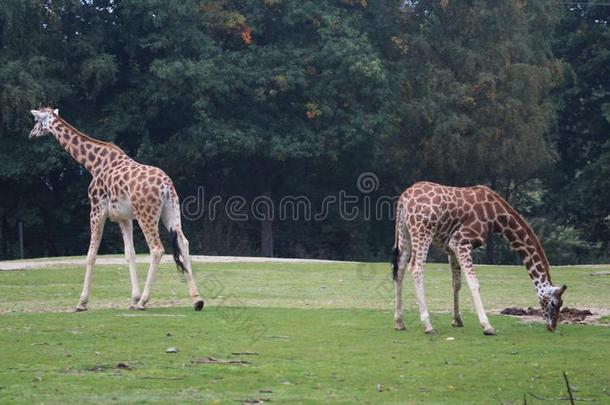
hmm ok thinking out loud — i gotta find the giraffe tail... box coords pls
[392,200,410,281]
[392,200,402,281]
[392,246,400,281]
[170,229,187,274]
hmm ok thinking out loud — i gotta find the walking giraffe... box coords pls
[29,107,204,311]
[392,181,566,335]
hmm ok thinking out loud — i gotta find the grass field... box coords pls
[0,258,609,404]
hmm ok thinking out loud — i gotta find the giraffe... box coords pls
[391,181,566,335]
[29,107,205,312]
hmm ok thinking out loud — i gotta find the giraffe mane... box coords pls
[55,114,124,153]
[488,189,552,281]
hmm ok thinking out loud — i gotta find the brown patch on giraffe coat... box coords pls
[470,221,482,234]
[473,204,485,220]
[483,202,495,219]
[508,217,518,229]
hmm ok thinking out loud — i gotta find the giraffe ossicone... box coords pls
[29,107,205,312]
[392,181,566,335]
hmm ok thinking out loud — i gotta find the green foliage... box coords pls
[0,0,607,263]
[546,1,610,258]
[389,0,561,185]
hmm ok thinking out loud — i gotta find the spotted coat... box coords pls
[392,181,566,335]
[29,107,204,311]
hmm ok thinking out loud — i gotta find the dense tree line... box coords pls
[0,0,608,264]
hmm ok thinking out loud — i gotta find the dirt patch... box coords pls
[241,398,271,404]
[501,307,541,316]
[191,356,249,366]
[560,307,594,322]
[500,306,600,324]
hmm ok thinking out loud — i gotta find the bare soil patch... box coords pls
[500,306,609,325]
[191,356,249,366]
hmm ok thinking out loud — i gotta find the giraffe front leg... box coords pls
[463,271,495,335]
[119,220,141,309]
[452,244,495,335]
[449,254,464,327]
[136,247,163,310]
[76,210,106,312]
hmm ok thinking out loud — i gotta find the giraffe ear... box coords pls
[31,110,43,119]
[53,109,59,115]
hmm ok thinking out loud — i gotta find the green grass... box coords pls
[0,259,609,404]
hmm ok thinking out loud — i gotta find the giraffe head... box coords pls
[29,107,59,139]
[541,284,567,332]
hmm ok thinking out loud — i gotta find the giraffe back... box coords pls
[399,181,509,247]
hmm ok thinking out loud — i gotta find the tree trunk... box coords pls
[260,184,274,257]
[0,217,3,259]
[261,218,274,257]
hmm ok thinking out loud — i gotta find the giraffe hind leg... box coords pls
[134,211,164,310]
[410,236,435,334]
[171,228,205,311]
[394,248,410,330]
[162,197,204,311]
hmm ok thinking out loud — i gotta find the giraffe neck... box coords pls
[48,116,121,175]
[497,210,554,300]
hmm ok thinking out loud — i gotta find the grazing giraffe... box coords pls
[391,181,566,335]
[29,107,204,312]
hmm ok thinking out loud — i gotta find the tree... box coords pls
[548,1,610,259]
[121,0,392,256]
[387,0,562,262]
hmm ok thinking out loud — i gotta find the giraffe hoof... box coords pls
[425,329,437,335]
[74,306,88,312]
[394,323,406,331]
[135,304,146,310]
[483,328,497,336]
[451,319,464,327]
[194,300,204,311]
